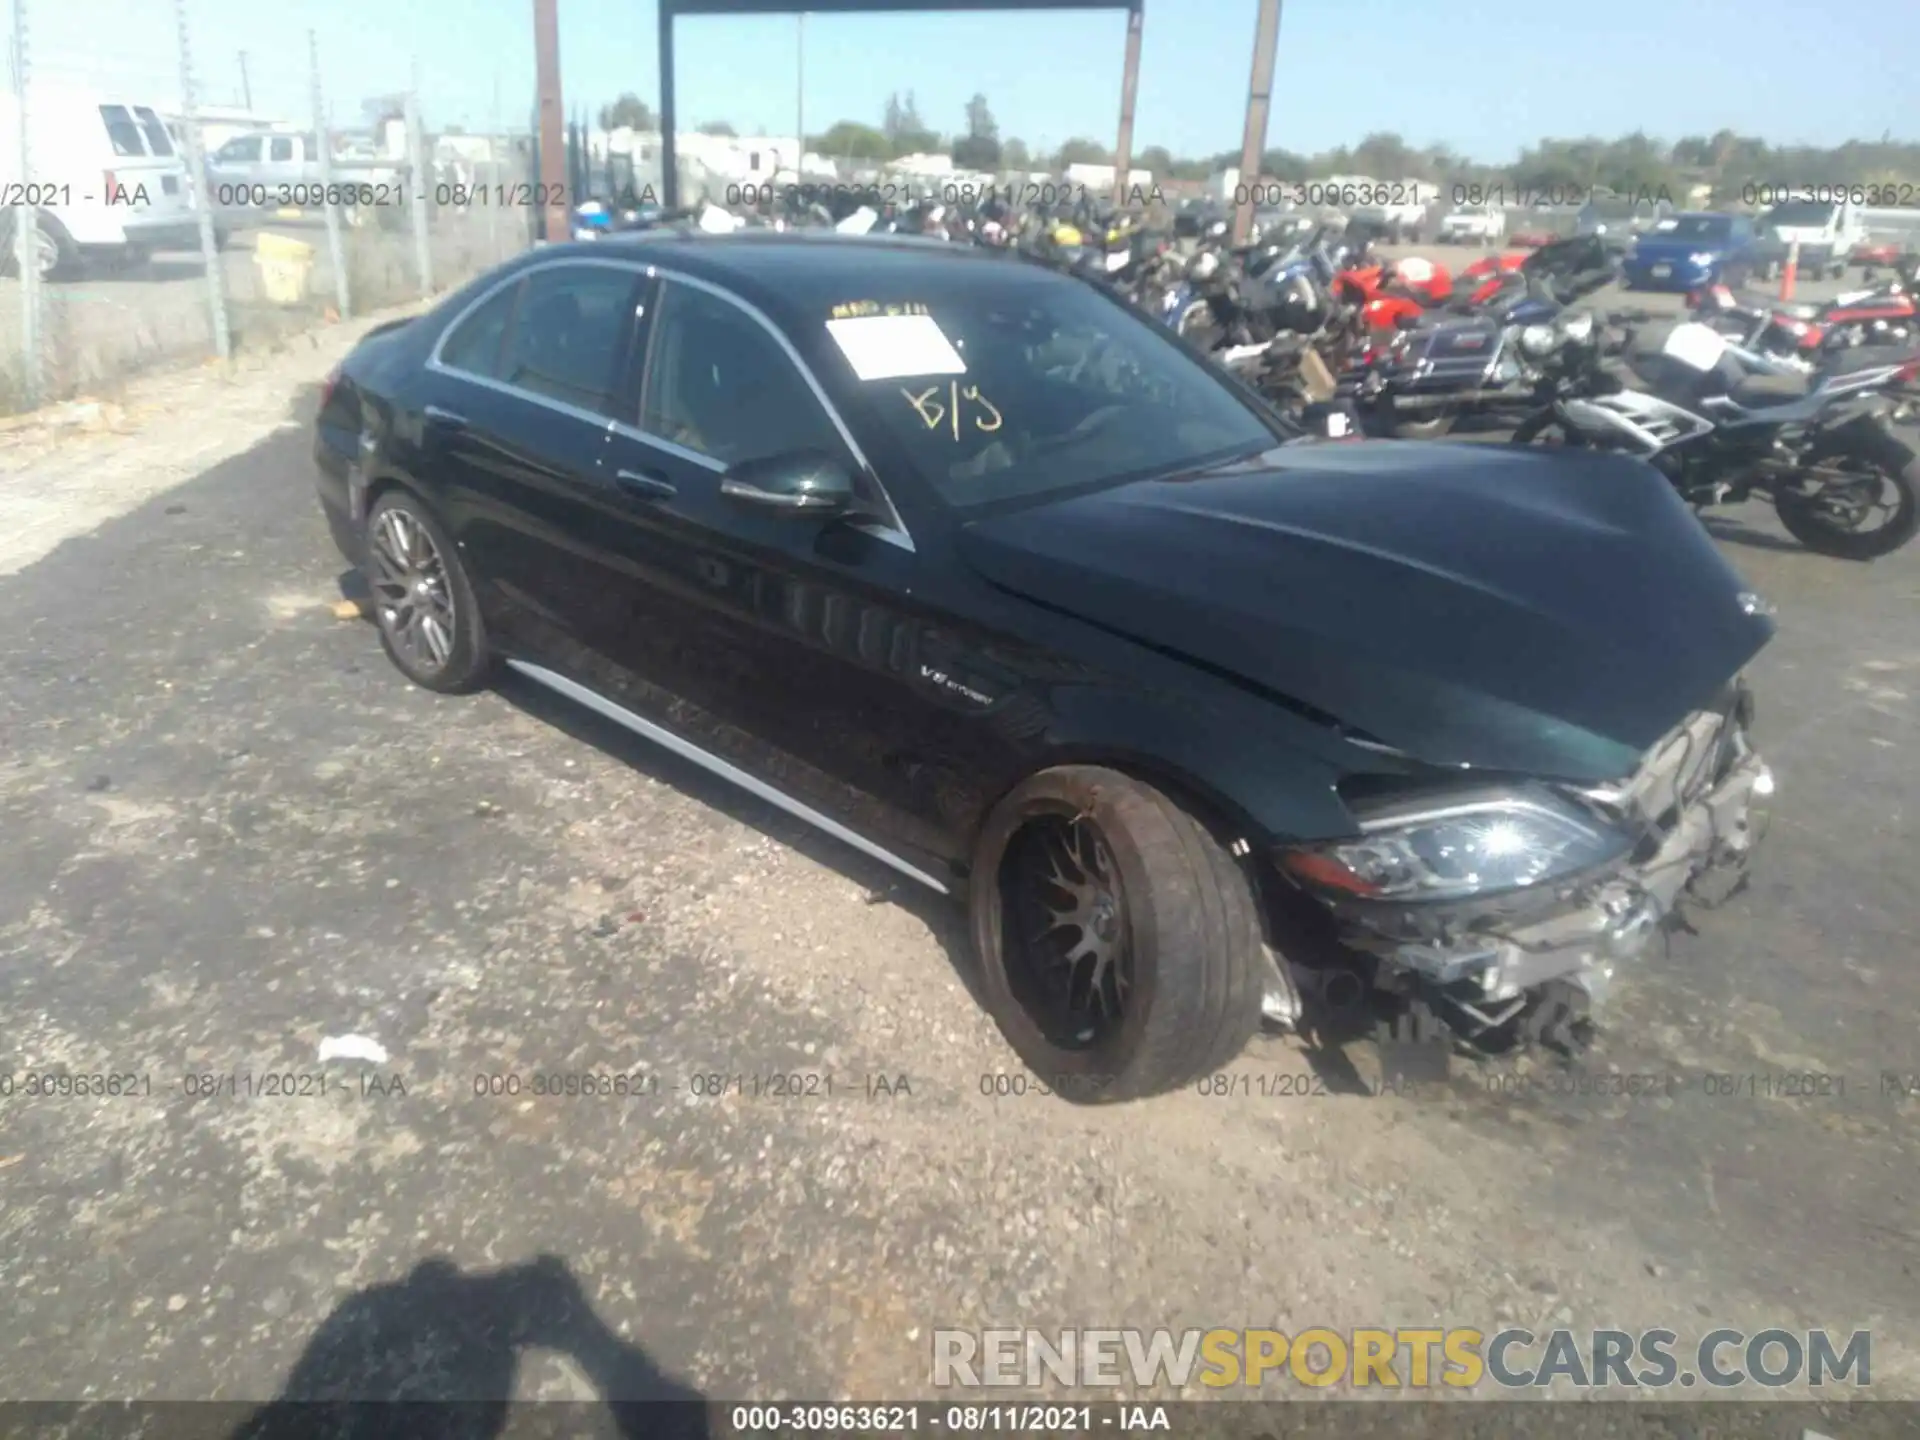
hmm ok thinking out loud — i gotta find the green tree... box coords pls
[1055,137,1112,166]
[597,93,654,131]
[882,91,940,157]
[813,121,891,162]
[951,92,1001,169]
[697,120,737,137]
[1002,137,1031,172]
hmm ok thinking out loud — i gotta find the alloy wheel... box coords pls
[1000,812,1134,1047]
[368,505,458,674]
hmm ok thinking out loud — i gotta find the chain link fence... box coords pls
[1,0,537,415]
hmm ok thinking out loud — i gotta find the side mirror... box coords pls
[719,450,857,516]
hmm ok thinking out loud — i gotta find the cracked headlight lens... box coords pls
[1279,786,1632,902]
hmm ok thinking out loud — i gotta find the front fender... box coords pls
[1017,682,1382,849]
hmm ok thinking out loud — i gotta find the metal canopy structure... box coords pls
[653,0,1145,212]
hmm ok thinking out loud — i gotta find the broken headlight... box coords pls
[1278,785,1632,902]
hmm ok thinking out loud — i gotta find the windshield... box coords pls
[1663,215,1732,242]
[1763,200,1838,228]
[823,271,1283,512]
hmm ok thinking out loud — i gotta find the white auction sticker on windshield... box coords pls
[827,314,967,381]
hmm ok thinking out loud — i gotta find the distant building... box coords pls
[1064,162,1152,191]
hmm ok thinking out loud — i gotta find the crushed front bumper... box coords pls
[1329,705,1773,1028]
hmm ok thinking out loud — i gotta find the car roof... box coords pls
[523,230,1072,333]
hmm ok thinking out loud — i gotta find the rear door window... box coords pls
[269,136,295,163]
[132,107,175,157]
[215,135,262,164]
[438,280,522,379]
[99,105,147,157]
[499,265,645,416]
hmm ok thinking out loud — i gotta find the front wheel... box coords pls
[969,766,1266,1103]
[1773,425,1920,560]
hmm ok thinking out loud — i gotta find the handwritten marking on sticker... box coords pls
[826,313,966,381]
[829,300,932,321]
[904,382,1002,440]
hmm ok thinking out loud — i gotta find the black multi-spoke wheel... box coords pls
[1775,428,1920,560]
[363,491,492,691]
[970,766,1266,1103]
[1000,813,1134,1048]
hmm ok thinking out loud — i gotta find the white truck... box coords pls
[1438,202,1507,245]
[1342,178,1435,243]
[0,83,198,278]
[1752,198,1870,281]
[204,128,406,235]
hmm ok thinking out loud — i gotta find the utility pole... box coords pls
[238,50,251,110]
[1231,0,1282,247]
[532,0,565,240]
[795,13,804,178]
[1112,0,1142,210]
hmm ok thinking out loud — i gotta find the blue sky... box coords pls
[39,0,1920,163]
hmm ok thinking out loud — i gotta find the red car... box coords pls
[1854,240,1905,269]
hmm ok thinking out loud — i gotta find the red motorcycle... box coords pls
[1687,261,1918,368]
[1334,252,1456,334]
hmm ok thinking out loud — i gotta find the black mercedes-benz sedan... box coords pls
[314,231,1776,1102]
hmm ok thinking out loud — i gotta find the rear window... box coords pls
[1667,215,1731,241]
[133,107,174,156]
[99,105,147,157]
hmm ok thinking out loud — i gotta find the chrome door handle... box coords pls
[423,404,468,427]
[615,469,677,501]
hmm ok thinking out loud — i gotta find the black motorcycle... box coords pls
[1512,315,1920,560]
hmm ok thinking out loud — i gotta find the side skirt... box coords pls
[504,659,954,896]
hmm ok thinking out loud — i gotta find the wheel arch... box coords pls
[961,699,1360,884]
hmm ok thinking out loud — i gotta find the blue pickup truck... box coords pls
[1620,212,1758,291]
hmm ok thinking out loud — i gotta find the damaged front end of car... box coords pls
[1275,682,1774,1054]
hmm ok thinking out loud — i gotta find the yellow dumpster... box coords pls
[254,231,315,305]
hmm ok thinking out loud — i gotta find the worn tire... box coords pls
[1774,426,1920,561]
[364,490,494,692]
[969,765,1265,1103]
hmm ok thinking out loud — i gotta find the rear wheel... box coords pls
[0,210,81,280]
[364,490,493,690]
[1774,427,1920,560]
[969,766,1266,1103]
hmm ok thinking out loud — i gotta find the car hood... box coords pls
[957,442,1774,782]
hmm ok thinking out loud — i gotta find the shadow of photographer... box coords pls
[229,1254,709,1440]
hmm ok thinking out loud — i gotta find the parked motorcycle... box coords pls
[1512,317,1920,560]
[1687,261,1919,372]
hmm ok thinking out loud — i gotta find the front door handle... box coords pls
[615,468,678,501]
[423,404,468,428]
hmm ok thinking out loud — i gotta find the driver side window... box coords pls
[640,281,839,466]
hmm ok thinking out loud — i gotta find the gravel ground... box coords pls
[0,288,1916,1420]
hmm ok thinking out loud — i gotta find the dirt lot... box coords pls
[0,292,1917,1417]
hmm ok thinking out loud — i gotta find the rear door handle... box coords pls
[615,468,678,501]
[423,404,468,428]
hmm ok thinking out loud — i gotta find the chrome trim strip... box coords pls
[421,253,916,551]
[504,658,951,894]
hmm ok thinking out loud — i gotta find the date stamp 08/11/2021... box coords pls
[2,1066,1916,1108]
